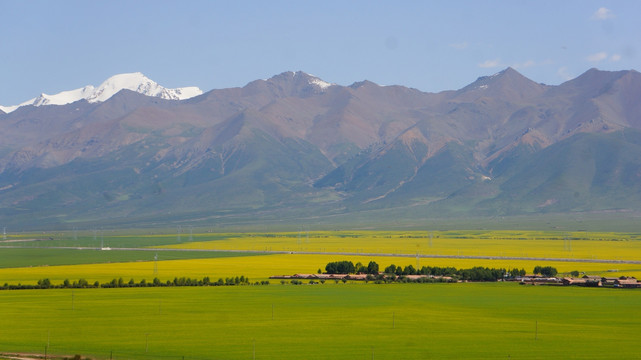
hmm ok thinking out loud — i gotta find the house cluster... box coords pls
[562,275,640,288]
[517,275,641,288]
[270,273,641,288]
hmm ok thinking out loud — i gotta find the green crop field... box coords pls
[1,284,640,360]
[0,248,266,269]
[1,229,641,359]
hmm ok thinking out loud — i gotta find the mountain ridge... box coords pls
[1,67,641,229]
[0,72,203,113]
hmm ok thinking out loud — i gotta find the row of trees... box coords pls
[382,264,527,278]
[1,276,269,290]
[324,260,533,282]
[533,266,558,277]
[325,261,380,274]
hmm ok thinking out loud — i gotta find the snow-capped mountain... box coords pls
[0,72,203,113]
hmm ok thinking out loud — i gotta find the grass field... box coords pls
[0,248,266,269]
[1,284,640,360]
[1,229,641,359]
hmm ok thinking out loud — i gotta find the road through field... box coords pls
[2,245,640,264]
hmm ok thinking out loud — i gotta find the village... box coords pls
[517,274,641,288]
[270,272,641,288]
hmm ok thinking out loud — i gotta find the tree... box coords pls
[403,265,416,275]
[540,266,557,277]
[570,270,580,277]
[367,261,379,274]
[38,278,51,289]
[325,261,355,274]
[384,264,397,274]
[534,266,557,277]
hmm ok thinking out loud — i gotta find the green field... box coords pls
[0,284,641,359]
[1,229,641,359]
[1,283,640,360]
[0,248,266,269]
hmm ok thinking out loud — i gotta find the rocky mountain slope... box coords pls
[0,68,640,228]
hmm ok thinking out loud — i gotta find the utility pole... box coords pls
[153,253,158,275]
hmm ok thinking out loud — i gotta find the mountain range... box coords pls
[1,68,640,229]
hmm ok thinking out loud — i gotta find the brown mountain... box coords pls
[1,68,640,228]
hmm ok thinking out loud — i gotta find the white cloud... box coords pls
[610,54,622,62]
[587,52,608,62]
[557,67,573,81]
[478,59,502,68]
[449,42,468,50]
[592,7,615,20]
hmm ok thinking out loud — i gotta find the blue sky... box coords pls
[1,1,639,105]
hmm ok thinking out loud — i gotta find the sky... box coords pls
[1,1,640,106]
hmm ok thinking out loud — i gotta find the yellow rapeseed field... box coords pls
[157,230,641,261]
[2,253,641,285]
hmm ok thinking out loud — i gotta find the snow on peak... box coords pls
[308,76,332,90]
[87,72,202,103]
[0,72,203,113]
[296,72,333,89]
[34,86,96,106]
[0,105,18,113]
